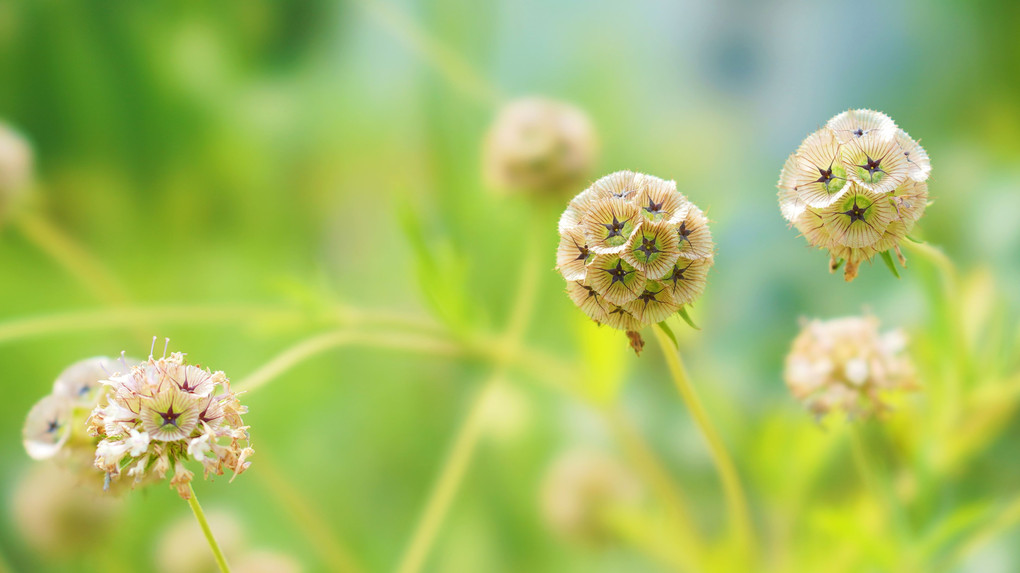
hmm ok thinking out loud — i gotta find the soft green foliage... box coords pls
[1,1,1019,573]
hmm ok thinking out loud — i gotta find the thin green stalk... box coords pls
[396,237,540,573]
[15,212,131,305]
[902,240,967,442]
[0,303,441,347]
[605,408,705,570]
[235,329,462,393]
[187,484,231,573]
[256,453,365,573]
[395,376,502,573]
[351,0,503,106]
[848,425,914,569]
[651,324,755,561]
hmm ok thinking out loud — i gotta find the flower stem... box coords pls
[15,212,131,306]
[396,235,540,573]
[650,323,755,562]
[186,484,231,573]
[350,0,502,106]
[255,453,365,573]
[395,376,501,573]
[235,329,462,393]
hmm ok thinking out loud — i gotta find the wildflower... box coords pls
[540,449,643,545]
[483,97,597,194]
[0,121,32,218]
[88,345,253,499]
[778,109,930,281]
[784,315,917,419]
[556,170,714,337]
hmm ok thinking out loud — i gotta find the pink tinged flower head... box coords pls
[88,346,253,498]
[784,315,917,420]
[777,109,931,281]
[557,170,714,332]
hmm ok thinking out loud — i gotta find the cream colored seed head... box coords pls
[540,449,642,545]
[556,170,714,331]
[88,344,253,499]
[483,97,597,194]
[777,109,931,281]
[784,315,917,419]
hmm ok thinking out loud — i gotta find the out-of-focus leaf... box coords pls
[676,307,700,330]
[880,250,901,279]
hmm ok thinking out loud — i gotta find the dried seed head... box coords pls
[0,122,32,219]
[556,171,714,333]
[778,109,930,281]
[88,344,253,499]
[784,315,917,420]
[11,463,122,556]
[483,97,597,194]
[540,449,642,545]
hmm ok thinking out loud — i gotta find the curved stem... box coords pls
[15,212,131,306]
[351,0,502,106]
[186,484,231,573]
[395,376,501,573]
[235,329,462,393]
[651,324,755,561]
[255,453,365,573]
[0,304,441,347]
[396,237,540,573]
[605,408,705,570]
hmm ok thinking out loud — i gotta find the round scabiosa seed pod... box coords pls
[784,315,917,419]
[557,171,714,337]
[540,449,642,545]
[483,97,597,194]
[777,109,931,281]
[87,346,253,499]
[0,121,33,221]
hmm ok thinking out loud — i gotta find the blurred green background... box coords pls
[1,0,1019,572]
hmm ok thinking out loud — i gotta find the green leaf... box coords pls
[880,250,901,279]
[676,307,700,330]
[906,234,924,244]
[657,320,679,348]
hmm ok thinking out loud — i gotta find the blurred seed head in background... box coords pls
[10,462,122,558]
[483,97,597,195]
[557,170,714,332]
[540,448,643,546]
[784,315,918,419]
[777,109,931,281]
[155,509,303,573]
